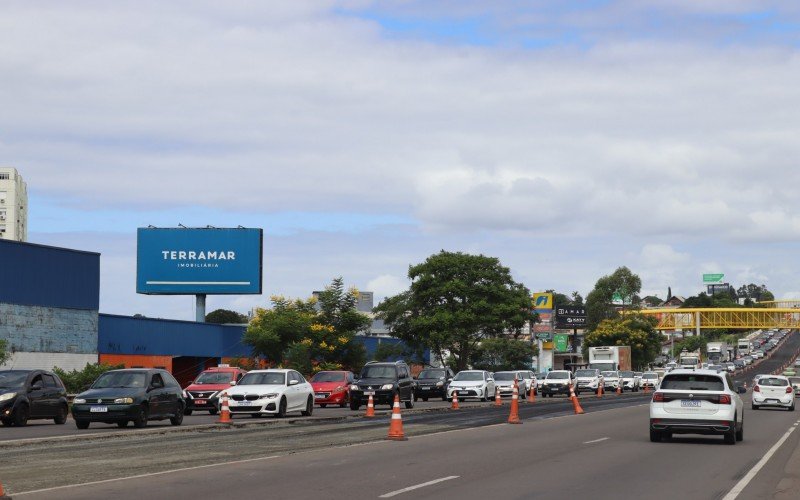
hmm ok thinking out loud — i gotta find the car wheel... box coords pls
[209,407,218,415]
[790,404,795,412]
[339,394,349,408]
[320,404,327,408]
[413,394,419,402]
[13,404,29,427]
[302,396,314,416]
[752,404,759,410]
[480,391,488,402]
[54,404,68,425]
[184,408,193,416]
[75,419,90,429]
[132,405,148,428]
[170,404,185,426]
[117,421,129,428]
[736,421,744,442]
[0,418,11,427]
[649,429,662,442]
[277,397,287,418]
[724,429,736,445]
[405,395,414,409]
[350,400,360,411]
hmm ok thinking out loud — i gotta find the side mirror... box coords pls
[737,387,747,394]
[289,379,299,386]
[230,380,237,386]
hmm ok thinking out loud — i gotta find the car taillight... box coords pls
[753,385,760,392]
[718,394,732,404]
[787,386,794,394]
[652,392,664,402]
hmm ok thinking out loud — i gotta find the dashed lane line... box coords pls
[379,476,460,498]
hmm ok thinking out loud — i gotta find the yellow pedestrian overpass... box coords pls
[640,308,800,332]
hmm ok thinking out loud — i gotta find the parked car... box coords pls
[620,371,640,392]
[447,370,496,402]
[650,369,746,444]
[574,369,603,395]
[227,369,314,418]
[413,367,454,402]
[493,371,527,399]
[540,370,576,397]
[0,369,69,427]
[72,369,185,429]
[183,365,247,415]
[311,370,355,408]
[350,361,415,410]
[752,375,794,411]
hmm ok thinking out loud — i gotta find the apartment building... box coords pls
[0,166,27,241]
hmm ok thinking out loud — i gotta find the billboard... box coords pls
[137,228,263,295]
[556,306,587,329]
[533,292,553,311]
[554,334,569,352]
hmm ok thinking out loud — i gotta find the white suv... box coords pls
[649,369,746,444]
[752,375,794,411]
[541,370,575,397]
[574,369,602,395]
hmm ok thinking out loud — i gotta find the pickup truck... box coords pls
[541,370,575,397]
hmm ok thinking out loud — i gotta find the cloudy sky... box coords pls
[3,0,800,320]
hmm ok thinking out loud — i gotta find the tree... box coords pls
[642,295,662,307]
[583,314,661,370]
[205,309,248,324]
[244,297,317,363]
[571,292,584,307]
[52,362,125,393]
[586,267,642,330]
[0,339,10,367]
[374,251,535,371]
[675,335,707,354]
[470,338,538,372]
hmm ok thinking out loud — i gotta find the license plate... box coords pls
[194,399,207,405]
[237,401,253,406]
[315,394,326,399]
[459,391,469,395]
[421,387,430,391]
[364,391,375,396]
[680,400,701,407]
[90,406,108,413]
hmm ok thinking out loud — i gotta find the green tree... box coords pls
[374,251,535,371]
[583,314,661,370]
[244,297,317,363]
[585,267,643,330]
[53,363,125,393]
[675,335,707,354]
[205,309,248,324]
[642,295,662,307]
[470,338,538,371]
[0,339,10,367]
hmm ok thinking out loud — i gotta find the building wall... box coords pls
[0,167,27,241]
[0,352,97,371]
[0,303,98,353]
[98,354,173,371]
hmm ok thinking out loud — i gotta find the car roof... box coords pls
[666,369,725,376]
[247,369,291,373]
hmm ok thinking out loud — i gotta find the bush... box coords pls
[53,362,124,393]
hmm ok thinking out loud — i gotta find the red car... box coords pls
[310,371,355,408]
[183,365,247,415]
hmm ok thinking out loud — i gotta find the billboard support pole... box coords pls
[196,294,206,322]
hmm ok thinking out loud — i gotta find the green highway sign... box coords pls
[703,273,725,284]
[536,332,552,340]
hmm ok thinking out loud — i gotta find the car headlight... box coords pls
[350,384,359,391]
[73,398,86,404]
[114,397,134,404]
[262,393,278,399]
[436,381,444,387]
[334,386,345,392]
[0,393,17,402]
[381,384,394,390]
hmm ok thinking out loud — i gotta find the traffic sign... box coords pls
[536,332,552,341]
[703,273,725,284]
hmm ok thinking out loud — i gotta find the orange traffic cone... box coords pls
[451,392,460,410]
[528,382,536,403]
[597,382,604,398]
[569,384,585,415]
[217,391,232,424]
[386,394,407,441]
[643,384,650,394]
[616,384,622,395]
[365,394,375,418]
[508,380,522,424]
[494,388,503,407]
[0,479,9,500]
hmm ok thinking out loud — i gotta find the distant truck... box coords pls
[737,338,750,357]
[589,346,632,372]
[706,342,731,364]
[679,349,702,369]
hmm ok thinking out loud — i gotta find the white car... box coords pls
[619,370,640,392]
[752,375,795,411]
[574,368,603,395]
[649,369,745,444]
[541,370,576,397]
[226,369,315,418]
[640,372,660,390]
[601,370,621,390]
[448,370,496,402]
[493,371,527,399]
[519,370,537,395]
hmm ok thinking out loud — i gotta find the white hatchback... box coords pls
[649,369,746,444]
[752,375,795,411]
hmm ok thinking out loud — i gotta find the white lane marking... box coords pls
[379,476,460,498]
[722,425,797,500]
[13,455,280,496]
[583,437,610,444]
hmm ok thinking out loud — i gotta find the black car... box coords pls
[0,370,69,427]
[71,369,185,429]
[413,367,455,402]
[350,361,415,410]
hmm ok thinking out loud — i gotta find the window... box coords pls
[163,373,180,388]
[151,374,165,388]
[661,374,724,391]
[0,173,8,180]
[43,374,58,388]
[30,374,44,388]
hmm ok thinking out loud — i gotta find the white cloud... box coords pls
[366,274,410,301]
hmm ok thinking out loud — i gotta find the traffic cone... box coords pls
[365,394,375,418]
[451,392,460,410]
[616,384,622,395]
[643,384,650,394]
[494,388,503,407]
[528,382,536,403]
[217,391,232,424]
[0,479,10,500]
[386,394,407,441]
[597,382,604,398]
[508,380,522,424]
[569,384,585,415]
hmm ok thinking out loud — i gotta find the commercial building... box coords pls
[0,167,27,241]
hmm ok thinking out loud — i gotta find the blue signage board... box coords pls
[137,228,263,295]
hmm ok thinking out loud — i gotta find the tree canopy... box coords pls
[583,314,661,370]
[374,251,535,371]
[469,338,538,372]
[585,266,642,330]
[205,309,248,324]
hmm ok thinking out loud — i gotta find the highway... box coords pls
[1,333,799,499]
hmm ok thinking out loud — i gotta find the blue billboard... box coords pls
[137,228,263,295]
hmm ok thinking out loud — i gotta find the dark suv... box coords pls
[414,367,455,402]
[0,370,69,427]
[350,361,415,410]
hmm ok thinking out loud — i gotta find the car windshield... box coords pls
[602,371,617,377]
[238,372,286,385]
[575,370,596,377]
[547,372,569,380]
[93,372,147,389]
[789,377,800,385]
[494,373,516,381]
[360,366,397,379]
[0,371,27,388]
[194,372,234,384]
[660,374,724,391]
[417,370,446,379]
[311,372,346,383]
[642,373,658,379]
[521,372,532,379]
[619,371,634,377]
[453,372,484,381]
[759,378,789,387]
